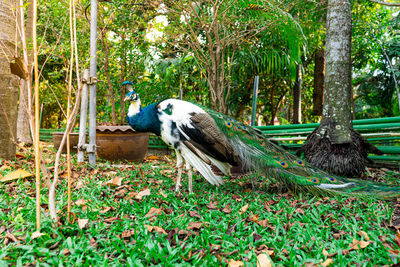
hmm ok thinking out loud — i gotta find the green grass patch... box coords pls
[1,151,400,266]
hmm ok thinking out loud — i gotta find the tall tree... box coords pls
[303,0,380,177]
[163,0,279,113]
[0,0,19,159]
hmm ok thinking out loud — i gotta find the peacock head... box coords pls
[124,90,140,102]
[122,81,134,92]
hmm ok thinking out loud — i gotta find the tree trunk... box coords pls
[292,64,302,124]
[312,48,325,116]
[320,0,352,144]
[0,0,19,159]
[119,32,126,125]
[303,0,367,177]
[303,0,381,177]
[100,30,117,124]
[17,1,33,144]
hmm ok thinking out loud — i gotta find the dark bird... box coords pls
[124,87,400,199]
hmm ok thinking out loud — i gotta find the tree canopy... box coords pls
[30,0,399,129]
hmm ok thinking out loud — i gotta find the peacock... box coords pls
[123,86,400,200]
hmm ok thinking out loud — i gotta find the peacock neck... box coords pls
[127,99,142,117]
[127,102,162,136]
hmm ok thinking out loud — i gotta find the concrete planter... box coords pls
[52,132,81,153]
[96,126,149,162]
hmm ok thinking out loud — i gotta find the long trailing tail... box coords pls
[232,132,400,200]
[204,106,400,200]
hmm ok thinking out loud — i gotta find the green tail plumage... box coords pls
[199,104,400,200]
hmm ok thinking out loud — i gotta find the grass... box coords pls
[1,146,400,266]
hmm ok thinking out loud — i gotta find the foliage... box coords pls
[352,1,400,118]
[33,0,400,128]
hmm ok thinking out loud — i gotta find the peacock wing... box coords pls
[178,112,241,166]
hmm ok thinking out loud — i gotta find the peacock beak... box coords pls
[124,96,130,102]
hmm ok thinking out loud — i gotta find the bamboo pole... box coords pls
[32,0,40,229]
[66,0,75,223]
[88,0,98,167]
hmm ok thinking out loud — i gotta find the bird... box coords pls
[124,87,400,200]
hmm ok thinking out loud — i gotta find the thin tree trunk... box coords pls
[16,1,34,144]
[100,30,116,124]
[119,32,126,124]
[312,48,325,116]
[292,64,302,124]
[235,77,253,118]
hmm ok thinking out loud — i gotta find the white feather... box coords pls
[204,154,231,176]
[180,145,224,186]
[127,99,141,117]
[316,183,354,189]
[156,99,226,187]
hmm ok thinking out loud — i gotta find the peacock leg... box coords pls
[187,164,193,194]
[175,152,184,192]
[250,173,256,191]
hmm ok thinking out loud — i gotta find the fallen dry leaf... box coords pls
[256,253,273,267]
[0,169,34,182]
[121,230,135,239]
[31,231,45,240]
[6,233,19,243]
[104,217,119,223]
[239,203,249,215]
[146,225,167,235]
[180,250,193,262]
[90,237,98,248]
[189,211,201,219]
[145,207,163,218]
[207,201,218,210]
[105,177,123,187]
[187,222,203,230]
[322,249,329,257]
[75,199,86,206]
[357,230,370,241]
[394,231,400,248]
[250,213,260,223]
[146,155,161,161]
[78,218,89,229]
[75,180,85,190]
[228,259,244,267]
[136,189,151,200]
[256,245,275,256]
[320,258,334,267]
[15,153,26,159]
[63,248,71,256]
[294,208,304,214]
[99,206,113,214]
[349,238,370,250]
[222,204,232,214]
[159,190,168,198]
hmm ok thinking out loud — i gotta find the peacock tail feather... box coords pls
[195,103,400,200]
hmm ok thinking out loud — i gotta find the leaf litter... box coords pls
[1,146,400,265]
